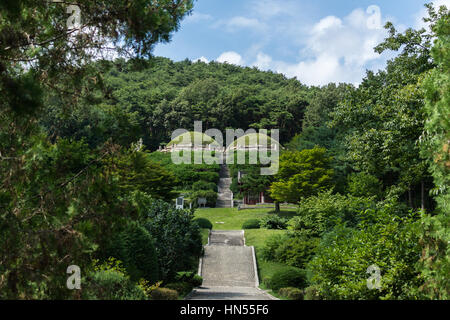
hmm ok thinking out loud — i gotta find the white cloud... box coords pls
[228,16,262,29]
[251,0,300,19]
[252,52,272,70]
[184,12,213,24]
[214,16,265,33]
[312,16,342,34]
[216,51,245,66]
[196,2,445,86]
[246,6,390,86]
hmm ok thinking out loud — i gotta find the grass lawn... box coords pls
[194,207,297,230]
[200,228,210,245]
[194,207,298,296]
[245,229,295,295]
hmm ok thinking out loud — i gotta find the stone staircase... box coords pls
[216,163,233,208]
[186,230,276,300]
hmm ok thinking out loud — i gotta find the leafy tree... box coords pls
[308,204,422,300]
[111,147,178,202]
[131,193,202,280]
[0,0,192,299]
[415,9,450,300]
[105,222,159,283]
[347,172,383,199]
[330,3,448,209]
[269,148,333,204]
[289,191,379,236]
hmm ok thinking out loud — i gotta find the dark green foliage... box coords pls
[261,234,286,262]
[412,9,449,299]
[304,286,321,300]
[148,152,220,190]
[228,152,275,198]
[193,218,213,229]
[0,137,134,299]
[114,149,178,202]
[347,172,383,198]
[272,237,319,269]
[83,270,147,300]
[261,234,318,269]
[133,194,203,281]
[192,181,217,192]
[164,282,193,296]
[99,58,309,149]
[278,287,304,300]
[191,275,203,287]
[242,219,261,229]
[269,148,334,204]
[105,222,159,283]
[290,191,379,236]
[2,0,449,301]
[190,190,218,208]
[264,268,307,291]
[175,271,203,287]
[149,288,178,300]
[259,215,288,230]
[308,203,422,300]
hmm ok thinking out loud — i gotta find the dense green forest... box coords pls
[42,56,311,150]
[0,1,448,300]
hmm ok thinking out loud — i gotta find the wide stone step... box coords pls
[201,241,255,287]
[216,200,232,208]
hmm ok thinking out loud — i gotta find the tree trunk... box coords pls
[275,202,280,212]
[421,180,425,211]
[408,189,413,208]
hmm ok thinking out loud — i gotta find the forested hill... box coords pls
[42,57,315,150]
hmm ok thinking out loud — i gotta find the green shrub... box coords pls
[242,219,261,229]
[292,190,377,236]
[278,287,304,300]
[261,234,318,268]
[304,286,321,300]
[149,287,178,300]
[135,195,203,281]
[265,268,307,291]
[347,172,382,198]
[191,190,218,207]
[261,234,287,261]
[191,274,203,287]
[262,277,272,288]
[274,237,319,269]
[83,264,147,300]
[165,282,193,296]
[192,181,217,192]
[193,218,213,229]
[175,271,203,287]
[106,222,159,283]
[259,215,288,230]
[308,203,422,300]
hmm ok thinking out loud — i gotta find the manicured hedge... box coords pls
[264,268,307,291]
[149,288,178,300]
[278,287,304,300]
[242,219,261,229]
[194,218,213,229]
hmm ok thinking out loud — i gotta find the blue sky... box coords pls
[154,0,449,86]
